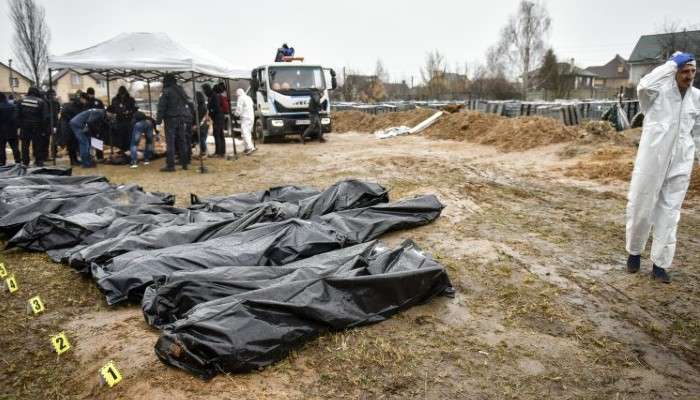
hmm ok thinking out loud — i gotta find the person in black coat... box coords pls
[109,86,137,152]
[302,89,327,143]
[17,87,50,166]
[156,73,192,171]
[203,83,225,157]
[86,87,105,160]
[59,91,88,165]
[0,92,21,165]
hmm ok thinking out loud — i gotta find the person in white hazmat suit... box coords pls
[235,88,256,155]
[626,52,699,283]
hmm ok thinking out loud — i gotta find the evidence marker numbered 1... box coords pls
[50,332,71,355]
[28,295,45,314]
[0,262,7,278]
[5,275,19,293]
[99,361,123,388]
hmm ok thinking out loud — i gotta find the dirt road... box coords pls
[2,130,699,399]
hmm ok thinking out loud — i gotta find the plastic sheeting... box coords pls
[93,195,443,305]
[0,184,174,236]
[0,175,107,189]
[68,201,297,271]
[151,240,453,378]
[7,205,189,251]
[0,165,72,177]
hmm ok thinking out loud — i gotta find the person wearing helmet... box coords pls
[626,51,700,283]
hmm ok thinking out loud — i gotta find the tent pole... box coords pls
[225,79,237,160]
[106,71,113,162]
[146,79,153,116]
[48,68,56,166]
[191,71,206,173]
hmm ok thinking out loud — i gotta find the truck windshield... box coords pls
[268,67,325,93]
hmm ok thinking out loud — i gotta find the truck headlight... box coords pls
[271,120,284,127]
[321,118,331,125]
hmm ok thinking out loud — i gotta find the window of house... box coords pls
[617,65,624,73]
[71,73,81,85]
[96,80,106,88]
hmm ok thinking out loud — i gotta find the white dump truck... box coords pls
[249,62,337,142]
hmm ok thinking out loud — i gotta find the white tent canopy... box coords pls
[49,32,249,80]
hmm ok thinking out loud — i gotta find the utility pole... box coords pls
[8,59,16,98]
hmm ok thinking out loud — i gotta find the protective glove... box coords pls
[670,52,695,68]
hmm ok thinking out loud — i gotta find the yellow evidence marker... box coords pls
[28,295,45,314]
[6,275,18,293]
[99,361,123,388]
[0,262,7,278]
[50,332,71,355]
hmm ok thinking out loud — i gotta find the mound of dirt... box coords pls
[565,143,700,198]
[582,121,615,136]
[424,113,578,152]
[332,109,436,134]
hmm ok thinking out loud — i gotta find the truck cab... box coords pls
[250,63,337,142]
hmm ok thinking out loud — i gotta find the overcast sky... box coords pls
[1,0,699,83]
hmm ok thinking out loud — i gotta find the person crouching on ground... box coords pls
[69,106,115,168]
[235,88,256,155]
[129,110,157,168]
[626,51,700,283]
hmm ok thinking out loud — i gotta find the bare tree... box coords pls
[496,0,551,99]
[9,0,51,87]
[375,59,390,83]
[421,49,447,99]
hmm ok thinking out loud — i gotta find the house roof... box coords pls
[585,54,629,79]
[529,62,598,79]
[628,30,700,63]
[0,61,35,84]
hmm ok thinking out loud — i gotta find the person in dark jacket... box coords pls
[59,92,88,165]
[156,73,192,172]
[86,87,105,160]
[45,89,61,163]
[0,93,21,165]
[70,107,114,168]
[129,110,156,168]
[203,83,225,157]
[17,86,50,166]
[109,86,137,152]
[193,90,209,156]
[302,89,327,143]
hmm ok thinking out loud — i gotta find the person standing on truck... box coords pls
[156,73,192,172]
[301,89,326,144]
[625,51,700,283]
[235,88,256,155]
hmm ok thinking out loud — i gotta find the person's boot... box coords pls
[160,166,175,172]
[651,265,671,284]
[300,134,305,145]
[627,254,641,273]
[319,135,326,143]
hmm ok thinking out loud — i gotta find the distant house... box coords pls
[0,62,34,96]
[383,81,410,100]
[585,55,630,89]
[49,69,128,103]
[527,60,598,99]
[628,30,700,85]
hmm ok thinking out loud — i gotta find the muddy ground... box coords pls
[1,127,699,399]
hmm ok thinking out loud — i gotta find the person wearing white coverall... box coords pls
[626,52,700,283]
[235,88,256,155]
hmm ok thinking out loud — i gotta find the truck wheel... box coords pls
[254,119,266,144]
